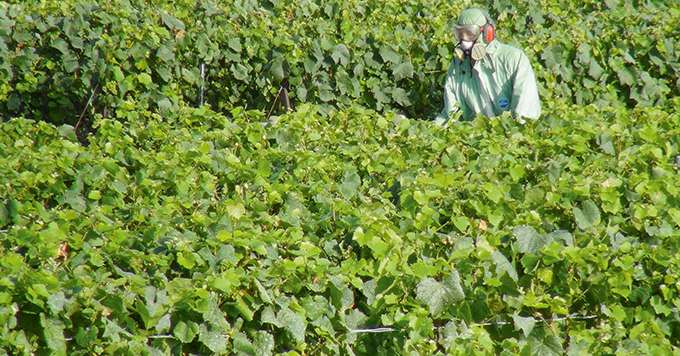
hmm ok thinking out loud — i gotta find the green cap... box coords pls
[457,8,488,26]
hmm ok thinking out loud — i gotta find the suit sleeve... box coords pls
[511,52,541,120]
[434,64,462,124]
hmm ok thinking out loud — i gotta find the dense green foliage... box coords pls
[0,0,678,124]
[1,0,680,355]
[2,99,680,354]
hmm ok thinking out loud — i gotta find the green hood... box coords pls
[457,8,488,26]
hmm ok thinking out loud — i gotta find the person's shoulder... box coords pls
[491,41,527,64]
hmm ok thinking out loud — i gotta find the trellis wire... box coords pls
[62,313,601,341]
[199,63,206,106]
[348,313,598,334]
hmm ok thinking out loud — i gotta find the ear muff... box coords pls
[481,16,495,44]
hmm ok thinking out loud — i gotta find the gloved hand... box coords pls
[433,115,449,127]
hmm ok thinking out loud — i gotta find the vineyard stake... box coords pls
[200,63,206,106]
[75,83,99,144]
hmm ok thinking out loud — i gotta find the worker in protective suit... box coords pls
[435,8,541,124]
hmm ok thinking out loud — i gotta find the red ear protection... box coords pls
[481,19,495,44]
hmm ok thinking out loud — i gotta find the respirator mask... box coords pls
[453,17,496,62]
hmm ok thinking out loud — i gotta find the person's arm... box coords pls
[434,64,463,125]
[511,52,541,120]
